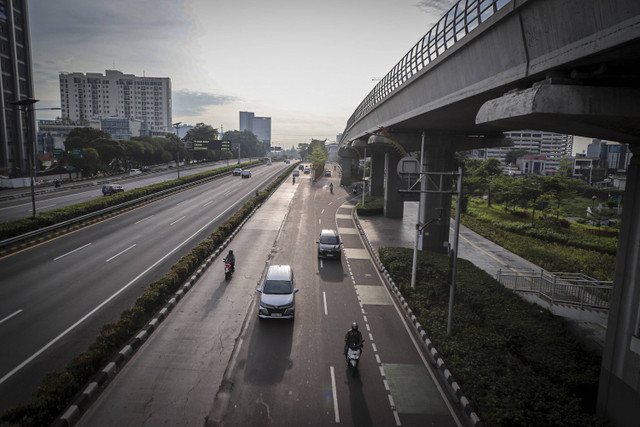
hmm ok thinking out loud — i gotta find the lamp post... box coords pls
[172,121,182,179]
[11,98,39,216]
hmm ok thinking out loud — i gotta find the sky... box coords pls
[28,0,458,148]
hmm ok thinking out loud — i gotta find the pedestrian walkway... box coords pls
[356,201,607,355]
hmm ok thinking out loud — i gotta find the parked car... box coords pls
[293,170,300,177]
[257,265,298,319]
[129,168,141,176]
[324,170,331,177]
[102,184,124,196]
[317,229,342,259]
[241,169,252,178]
[233,168,243,176]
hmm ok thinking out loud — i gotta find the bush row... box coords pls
[355,195,384,216]
[0,161,262,241]
[0,164,294,427]
[378,247,607,427]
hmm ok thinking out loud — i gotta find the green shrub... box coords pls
[379,247,607,426]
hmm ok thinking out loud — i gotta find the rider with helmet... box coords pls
[224,250,236,272]
[344,322,364,357]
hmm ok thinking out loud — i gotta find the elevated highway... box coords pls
[337,0,640,425]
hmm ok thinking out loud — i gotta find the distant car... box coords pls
[317,229,341,259]
[285,159,291,164]
[241,169,251,178]
[102,184,124,196]
[141,166,151,172]
[293,170,300,177]
[298,164,304,170]
[324,170,331,177]
[233,168,243,176]
[303,167,311,174]
[129,168,141,176]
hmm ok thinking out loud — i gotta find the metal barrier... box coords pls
[496,269,612,310]
[344,0,511,133]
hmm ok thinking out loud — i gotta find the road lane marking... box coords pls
[0,309,22,325]
[37,203,57,210]
[0,204,239,386]
[135,215,154,224]
[202,200,214,207]
[330,366,340,423]
[54,243,91,261]
[170,216,186,226]
[105,244,136,263]
[323,292,328,316]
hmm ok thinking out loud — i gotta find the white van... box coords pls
[257,265,298,319]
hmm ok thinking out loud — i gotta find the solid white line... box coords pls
[105,244,136,263]
[54,243,91,261]
[38,204,57,210]
[170,216,186,226]
[0,205,238,386]
[0,309,22,325]
[135,215,154,224]
[330,366,340,423]
[323,292,328,316]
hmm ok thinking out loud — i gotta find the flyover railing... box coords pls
[496,269,613,311]
[344,0,511,134]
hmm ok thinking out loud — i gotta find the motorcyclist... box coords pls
[344,322,364,358]
[330,183,334,193]
[224,250,235,272]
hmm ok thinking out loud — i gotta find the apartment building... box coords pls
[239,111,271,147]
[0,0,36,176]
[59,70,172,133]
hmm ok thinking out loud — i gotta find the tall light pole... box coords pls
[11,98,39,216]
[172,121,182,179]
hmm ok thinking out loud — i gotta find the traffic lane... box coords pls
[77,176,297,425]
[0,168,284,410]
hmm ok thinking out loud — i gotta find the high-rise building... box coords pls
[59,70,172,133]
[0,0,36,177]
[239,111,271,147]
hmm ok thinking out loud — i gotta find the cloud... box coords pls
[172,90,240,117]
[414,0,458,17]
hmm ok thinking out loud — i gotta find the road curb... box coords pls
[353,210,482,427]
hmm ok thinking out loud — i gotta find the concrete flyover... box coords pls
[338,0,640,425]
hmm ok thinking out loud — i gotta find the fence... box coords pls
[496,269,612,311]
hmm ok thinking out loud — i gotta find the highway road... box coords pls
[0,159,254,223]
[0,162,288,413]
[77,168,463,426]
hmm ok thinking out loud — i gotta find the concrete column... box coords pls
[597,145,640,427]
[420,141,455,253]
[340,157,352,187]
[370,151,385,197]
[383,150,404,218]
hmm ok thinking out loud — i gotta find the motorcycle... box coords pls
[346,341,363,374]
[224,260,233,280]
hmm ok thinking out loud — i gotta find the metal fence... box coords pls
[496,269,613,310]
[344,0,511,133]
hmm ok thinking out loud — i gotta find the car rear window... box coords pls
[264,280,293,294]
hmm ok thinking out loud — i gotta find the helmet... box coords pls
[351,322,358,331]
[229,250,233,255]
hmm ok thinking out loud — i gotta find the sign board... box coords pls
[53,149,64,159]
[270,146,281,152]
[72,149,83,159]
[397,156,419,176]
[221,140,231,151]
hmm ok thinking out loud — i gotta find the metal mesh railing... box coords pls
[344,0,511,136]
[496,269,613,310]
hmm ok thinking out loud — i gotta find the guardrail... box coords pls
[344,0,511,135]
[496,269,612,310]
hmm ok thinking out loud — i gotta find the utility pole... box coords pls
[173,122,182,179]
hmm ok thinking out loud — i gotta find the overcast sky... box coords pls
[29,0,458,147]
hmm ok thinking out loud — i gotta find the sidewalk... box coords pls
[357,201,607,355]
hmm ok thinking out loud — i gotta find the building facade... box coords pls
[239,111,271,147]
[0,0,36,177]
[59,70,172,133]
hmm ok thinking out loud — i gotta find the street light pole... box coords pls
[172,121,182,179]
[11,98,39,216]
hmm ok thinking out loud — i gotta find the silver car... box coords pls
[257,265,298,319]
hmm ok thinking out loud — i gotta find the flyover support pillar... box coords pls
[383,150,403,218]
[598,144,640,427]
[340,157,352,187]
[370,151,385,197]
[420,140,455,254]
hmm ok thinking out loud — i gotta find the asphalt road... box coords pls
[77,169,463,426]
[0,162,287,413]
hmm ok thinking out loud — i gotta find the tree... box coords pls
[223,130,267,159]
[307,139,328,179]
[505,149,530,165]
[297,143,310,161]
